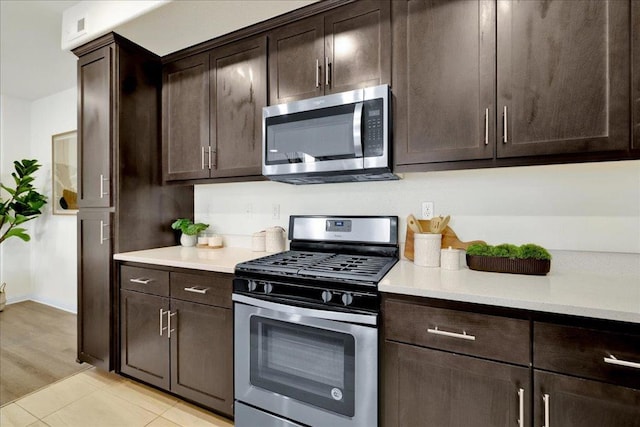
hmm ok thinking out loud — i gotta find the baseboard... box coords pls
[26,297,78,314]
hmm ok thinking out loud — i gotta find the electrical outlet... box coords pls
[421,201,434,219]
[272,203,280,220]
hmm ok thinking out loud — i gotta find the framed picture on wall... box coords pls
[52,130,78,215]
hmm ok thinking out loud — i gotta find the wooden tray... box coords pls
[404,219,485,261]
[196,244,223,249]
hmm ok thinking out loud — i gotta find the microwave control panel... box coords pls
[363,98,385,157]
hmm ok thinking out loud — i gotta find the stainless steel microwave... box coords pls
[262,84,397,184]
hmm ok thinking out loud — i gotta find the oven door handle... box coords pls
[232,293,377,326]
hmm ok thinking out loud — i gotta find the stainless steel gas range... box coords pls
[233,215,399,427]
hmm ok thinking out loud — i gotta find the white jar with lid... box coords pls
[252,231,266,252]
[265,227,285,252]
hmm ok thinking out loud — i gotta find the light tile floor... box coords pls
[0,368,234,427]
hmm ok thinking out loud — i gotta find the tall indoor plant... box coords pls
[0,159,47,244]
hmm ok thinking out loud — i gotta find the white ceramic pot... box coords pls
[180,233,198,247]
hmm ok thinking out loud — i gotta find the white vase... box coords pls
[180,233,197,247]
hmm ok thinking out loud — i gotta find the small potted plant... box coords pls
[466,242,552,275]
[171,218,209,247]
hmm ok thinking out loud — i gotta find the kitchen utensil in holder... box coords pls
[413,233,442,267]
[265,227,285,252]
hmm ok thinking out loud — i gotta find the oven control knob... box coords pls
[322,291,333,303]
[247,280,257,292]
[341,293,354,306]
[263,283,273,294]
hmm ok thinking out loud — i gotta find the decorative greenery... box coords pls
[466,242,552,260]
[0,159,47,244]
[171,218,209,236]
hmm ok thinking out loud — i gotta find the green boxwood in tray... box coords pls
[466,243,551,275]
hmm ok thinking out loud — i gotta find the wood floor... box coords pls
[0,301,89,406]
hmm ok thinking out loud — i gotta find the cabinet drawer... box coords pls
[170,272,232,308]
[121,266,169,296]
[384,299,530,365]
[534,322,640,389]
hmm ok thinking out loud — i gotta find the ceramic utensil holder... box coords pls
[252,231,266,251]
[265,227,285,252]
[414,233,442,267]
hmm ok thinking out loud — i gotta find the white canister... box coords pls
[440,246,461,270]
[208,234,223,247]
[252,231,266,252]
[265,226,286,253]
[414,233,442,267]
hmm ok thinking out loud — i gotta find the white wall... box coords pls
[0,89,77,311]
[0,95,34,303]
[195,160,640,254]
[29,88,77,312]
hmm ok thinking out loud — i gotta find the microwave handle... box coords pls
[353,102,364,158]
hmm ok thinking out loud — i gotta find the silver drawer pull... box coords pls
[517,388,524,427]
[427,326,476,341]
[604,354,640,370]
[130,278,153,285]
[543,393,550,427]
[184,286,208,294]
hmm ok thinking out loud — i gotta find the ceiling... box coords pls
[0,0,315,101]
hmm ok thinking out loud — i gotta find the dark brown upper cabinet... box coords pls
[162,36,266,182]
[496,0,629,158]
[78,46,113,208]
[394,0,631,169]
[393,0,496,165]
[269,0,391,105]
[632,0,640,151]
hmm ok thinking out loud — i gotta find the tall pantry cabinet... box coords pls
[73,33,194,371]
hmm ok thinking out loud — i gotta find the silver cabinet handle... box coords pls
[315,59,320,88]
[99,220,109,245]
[352,102,364,158]
[503,105,508,143]
[517,388,524,427]
[604,354,640,370]
[129,278,152,285]
[201,146,206,170]
[543,393,550,427]
[484,108,489,145]
[427,326,476,341]
[325,57,330,87]
[159,308,167,336]
[167,311,177,338]
[184,286,208,294]
[208,146,213,169]
[99,174,109,198]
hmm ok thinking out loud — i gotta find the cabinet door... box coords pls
[393,0,495,165]
[268,15,324,104]
[120,290,170,389]
[632,0,640,151]
[170,299,233,416]
[497,0,629,158]
[77,210,113,370]
[162,53,210,181]
[324,0,391,95]
[78,46,113,207]
[210,36,266,178]
[384,341,531,427]
[534,371,640,427]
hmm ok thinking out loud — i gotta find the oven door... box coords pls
[233,294,378,427]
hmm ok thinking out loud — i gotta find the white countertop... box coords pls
[379,260,640,324]
[114,246,265,274]
[114,247,639,324]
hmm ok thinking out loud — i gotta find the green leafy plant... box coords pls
[466,242,551,260]
[171,218,209,236]
[0,159,47,244]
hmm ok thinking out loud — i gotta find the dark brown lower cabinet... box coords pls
[119,264,233,417]
[534,371,640,427]
[384,341,531,427]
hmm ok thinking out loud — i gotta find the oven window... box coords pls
[250,316,355,417]
[265,104,359,165]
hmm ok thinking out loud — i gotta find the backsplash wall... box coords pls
[195,160,640,254]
